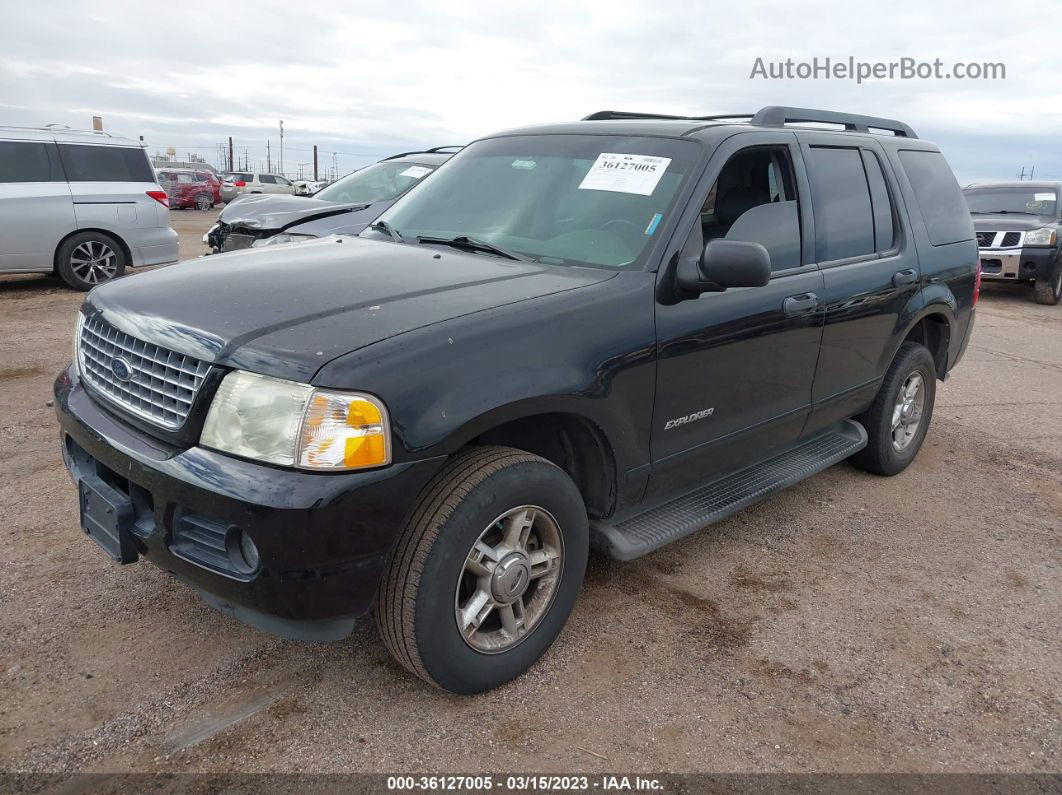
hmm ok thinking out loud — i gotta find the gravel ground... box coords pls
[0,210,1058,777]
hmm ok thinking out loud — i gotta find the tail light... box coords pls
[146,190,169,207]
[233,181,246,187]
[973,261,982,306]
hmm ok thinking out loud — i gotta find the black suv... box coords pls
[964,181,1062,305]
[55,106,978,694]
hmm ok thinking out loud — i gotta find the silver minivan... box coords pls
[0,126,180,290]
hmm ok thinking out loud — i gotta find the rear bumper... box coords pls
[54,365,446,640]
[129,227,180,267]
[978,246,1056,281]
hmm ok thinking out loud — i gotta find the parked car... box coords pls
[964,181,1062,305]
[292,178,324,195]
[218,176,239,204]
[223,171,296,195]
[195,170,223,206]
[205,147,460,252]
[0,125,179,290]
[157,169,216,210]
[55,106,977,693]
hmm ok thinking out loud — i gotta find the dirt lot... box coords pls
[0,209,1059,777]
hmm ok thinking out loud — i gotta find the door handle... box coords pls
[783,292,819,317]
[893,269,918,287]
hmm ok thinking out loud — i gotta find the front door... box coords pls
[646,133,824,501]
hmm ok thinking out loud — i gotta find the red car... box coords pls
[156,169,217,210]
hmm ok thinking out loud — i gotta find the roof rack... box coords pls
[382,144,464,161]
[582,106,917,138]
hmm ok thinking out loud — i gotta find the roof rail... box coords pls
[583,107,917,138]
[382,145,464,161]
[749,106,917,138]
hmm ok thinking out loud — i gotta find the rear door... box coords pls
[0,138,74,271]
[799,134,921,436]
[59,143,160,233]
[647,132,825,500]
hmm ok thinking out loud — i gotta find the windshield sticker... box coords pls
[511,160,537,170]
[644,212,663,236]
[399,166,432,179]
[1034,192,1056,202]
[579,153,672,196]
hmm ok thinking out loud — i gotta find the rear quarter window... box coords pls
[58,144,154,182]
[0,141,62,182]
[898,150,972,246]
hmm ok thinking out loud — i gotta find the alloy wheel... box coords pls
[891,371,926,451]
[455,505,563,653]
[70,241,118,285]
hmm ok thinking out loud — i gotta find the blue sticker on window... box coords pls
[644,213,663,236]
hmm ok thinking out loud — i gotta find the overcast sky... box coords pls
[1,0,1059,183]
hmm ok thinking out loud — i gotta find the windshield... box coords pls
[314,161,436,204]
[964,187,1058,216]
[366,134,699,269]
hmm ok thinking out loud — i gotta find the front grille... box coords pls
[976,231,995,248]
[78,314,211,429]
[976,231,1024,248]
[1001,231,1022,247]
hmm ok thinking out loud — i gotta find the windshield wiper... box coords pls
[974,210,1034,215]
[370,220,404,242]
[416,235,534,262]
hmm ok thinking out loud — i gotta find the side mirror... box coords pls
[678,239,772,293]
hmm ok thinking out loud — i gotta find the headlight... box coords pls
[200,370,391,471]
[251,233,316,247]
[1024,227,1057,246]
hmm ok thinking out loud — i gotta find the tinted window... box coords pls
[259,174,276,184]
[808,147,874,261]
[229,173,252,182]
[274,176,291,186]
[0,141,61,182]
[59,144,153,182]
[862,151,896,251]
[899,150,972,246]
[963,186,1058,218]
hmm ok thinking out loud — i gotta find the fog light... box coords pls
[237,530,260,572]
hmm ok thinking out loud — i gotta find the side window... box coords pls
[807,146,875,261]
[176,172,194,184]
[694,145,802,272]
[898,150,973,246]
[273,176,291,186]
[58,144,154,182]
[259,174,277,184]
[0,141,60,182]
[861,151,896,252]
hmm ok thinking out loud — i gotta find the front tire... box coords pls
[1033,258,1062,305]
[56,232,126,291]
[377,447,588,694]
[850,342,937,476]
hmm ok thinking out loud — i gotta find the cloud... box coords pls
[0,0,1058,181]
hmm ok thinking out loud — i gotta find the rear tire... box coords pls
[377,446,588,694]
[1033,258,1062,305]
[56,232,126,291]
[195,192,212,211]
[849,342,937,476]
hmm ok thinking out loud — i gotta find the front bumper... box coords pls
[54,365,446,640]
[977,245,1056,281]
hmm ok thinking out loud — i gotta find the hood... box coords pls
[218,193,372,232]
[87,236,616,382]
[970,213,1058,232]
[283,202,391,237]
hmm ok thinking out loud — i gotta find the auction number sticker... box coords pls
[1034,192,1056,201]
[578,153,671,196]
[400,165,433,178]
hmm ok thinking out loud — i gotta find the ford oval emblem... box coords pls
[110,356,133,382]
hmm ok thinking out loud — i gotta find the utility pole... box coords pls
[266,140,271,173]
[313,145,318,181]
[228,137,234,171]
[1018,166,1036,181]
[279,120,284,176]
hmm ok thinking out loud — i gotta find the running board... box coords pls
[590,420,867,561]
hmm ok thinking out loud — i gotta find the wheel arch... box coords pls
[442,405,619,520]
[896,304,955,380]
[53,228,132,275]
